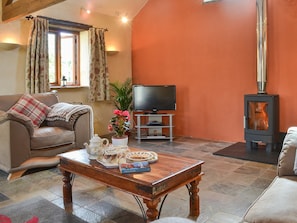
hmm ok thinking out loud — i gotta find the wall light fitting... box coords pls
[106,50,119,56]
[0,42,20,51]
[106,46,119,55]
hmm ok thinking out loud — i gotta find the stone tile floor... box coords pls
[0,137,277,223]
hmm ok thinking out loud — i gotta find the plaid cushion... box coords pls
[8,94,51,128]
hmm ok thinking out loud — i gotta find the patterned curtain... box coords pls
[88,28,110,102]
[25,17,50,94]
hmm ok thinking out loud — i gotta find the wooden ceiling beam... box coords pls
[2,0,66,23]
[2,0,13,7]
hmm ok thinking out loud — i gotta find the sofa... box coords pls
[0,92,92,180]
[242,126,297,223]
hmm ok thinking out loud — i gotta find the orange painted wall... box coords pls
[132,0,297,142]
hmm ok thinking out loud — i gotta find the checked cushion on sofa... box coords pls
[8,94,51,128]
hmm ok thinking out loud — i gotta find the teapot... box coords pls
[84,134,109,159]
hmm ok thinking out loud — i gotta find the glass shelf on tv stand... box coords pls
[135,113,174,142]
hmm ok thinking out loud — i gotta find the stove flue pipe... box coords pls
[256,0,267,94]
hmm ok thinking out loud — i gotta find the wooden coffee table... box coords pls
[59,148,204,222]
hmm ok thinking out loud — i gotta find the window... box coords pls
[48,29,80,86]
[40,16,92,88]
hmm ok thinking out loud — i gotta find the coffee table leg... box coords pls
[143,198,161,222]
[188,175,202,217]
[62,170,73,212]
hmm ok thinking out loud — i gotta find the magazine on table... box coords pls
[119,161,151,174]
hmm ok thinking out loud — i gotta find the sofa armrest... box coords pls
[46,109,89,130]
[7,112,34,136]
[73,112,91,148]
[277,127,297,177]
[0,119,31,172]
[46,102,90,130]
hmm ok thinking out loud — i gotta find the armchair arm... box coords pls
[7,112,34,136]
[277,127,297,177]
[0,119,31,172]
[46,109,89,130]
[1,109,34,137]
[73,112,91,148]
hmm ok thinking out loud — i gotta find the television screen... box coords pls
[132,85,176,113]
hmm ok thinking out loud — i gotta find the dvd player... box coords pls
[147,121,163,126]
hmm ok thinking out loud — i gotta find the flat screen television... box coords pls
[132,85,176,113]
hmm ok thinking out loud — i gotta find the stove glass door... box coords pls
[248,101,269,131]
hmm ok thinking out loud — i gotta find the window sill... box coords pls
[50,86,89,89]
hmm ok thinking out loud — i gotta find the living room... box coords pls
[1,0,296,142]
[0,0,297,222]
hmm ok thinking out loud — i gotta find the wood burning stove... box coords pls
[244,94,279,152]
[243,0,280,152]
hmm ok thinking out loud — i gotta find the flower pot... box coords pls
[112,135,128,146]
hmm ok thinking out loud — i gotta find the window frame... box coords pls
[38,16,93,88]
[48,27,80,87]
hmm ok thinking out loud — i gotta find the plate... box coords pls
[96,157,123,168]
[126,151,158,163]
[96,150,158,168]
[96,147,129,168]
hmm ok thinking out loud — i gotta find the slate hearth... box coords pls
[213,142,280,165]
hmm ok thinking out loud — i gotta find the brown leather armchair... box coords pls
[0,92,92,180]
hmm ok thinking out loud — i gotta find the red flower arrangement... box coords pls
[108,109,130,138]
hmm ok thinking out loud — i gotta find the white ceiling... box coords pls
[69,0,148,19]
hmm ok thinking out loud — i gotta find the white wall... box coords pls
[0,2,132,136]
